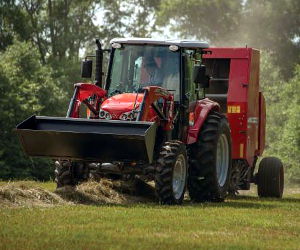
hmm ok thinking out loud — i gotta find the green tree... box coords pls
[0,0,32,50]
[157,0,243,45]
[0,40,65,180]
[100,0,160,44]
[242,0,300,78]
[260,52,300,183]
[157,0,300,78]
[275,66,300,183]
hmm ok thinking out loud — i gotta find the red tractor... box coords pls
[16,38,284,204]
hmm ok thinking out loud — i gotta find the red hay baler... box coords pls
[16,38,284,204]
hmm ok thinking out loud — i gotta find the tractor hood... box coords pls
[101,93,144,119]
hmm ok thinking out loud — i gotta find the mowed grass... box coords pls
[0,182,299,250]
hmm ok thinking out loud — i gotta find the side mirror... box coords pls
[193,65,210,88]
[81,59,93,78]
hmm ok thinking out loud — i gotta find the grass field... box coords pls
[0,181,299,250]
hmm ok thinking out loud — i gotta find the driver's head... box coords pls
[144,56,157,70]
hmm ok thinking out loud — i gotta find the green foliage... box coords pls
[243,0,300,78]
[100,0,160,45]
[260,53,300,183]
[158,0,300,78]
[158,0,243,45]
[13,0,101,63]
[0,40,65,180]
[275,67,300,183]
[0,1,32,50]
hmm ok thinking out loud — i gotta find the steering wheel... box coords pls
[110,89,122,96]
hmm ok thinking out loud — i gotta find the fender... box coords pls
[186,98,220,144]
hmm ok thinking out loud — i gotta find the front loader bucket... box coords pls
[16,116,157,163]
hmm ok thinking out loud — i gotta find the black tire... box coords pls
[188,111,232,202]
[88,163,102,181]
[55,161,89,188]
[155,141,188,205]
[257,157,284,198]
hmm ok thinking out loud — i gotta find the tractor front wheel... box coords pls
[155,141,188,205]
[55,161,89,188]
[257,157,284,198]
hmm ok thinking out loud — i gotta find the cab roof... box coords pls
[110,37,209,49]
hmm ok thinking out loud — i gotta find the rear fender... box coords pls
[186,98,220,144]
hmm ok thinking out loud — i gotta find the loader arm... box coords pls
[67,83,107,118]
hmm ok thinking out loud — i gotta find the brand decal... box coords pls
[227,105,241,113]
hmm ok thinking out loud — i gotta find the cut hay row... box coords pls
[0,182,67,208]
[0,179,155,208]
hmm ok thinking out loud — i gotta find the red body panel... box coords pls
[203,48,264,167]
[101,86,174,129]
[101,93,145,119]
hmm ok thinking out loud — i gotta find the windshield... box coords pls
[108,45,180,100]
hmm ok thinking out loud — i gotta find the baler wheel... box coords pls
[55,161,89,188]
[188,111,232,202]
[257,157,284,198]
[155,141,187,205]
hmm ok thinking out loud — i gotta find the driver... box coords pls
[143,55,163,86]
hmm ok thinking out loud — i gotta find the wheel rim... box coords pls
[216,134,229,187]
[172,154,187,200]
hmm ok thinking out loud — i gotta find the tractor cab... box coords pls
[80,38,210,122]
[89,38,211,140]
[99,38,211,141]
[105,38,209,104]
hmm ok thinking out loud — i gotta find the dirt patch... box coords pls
[0,179,156,208]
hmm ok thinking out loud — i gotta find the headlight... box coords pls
[99,109,112,120]
[105,113,112,120]
[119,111,138,121]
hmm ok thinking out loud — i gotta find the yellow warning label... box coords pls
[228,105,241,113]
[240,143,244,158]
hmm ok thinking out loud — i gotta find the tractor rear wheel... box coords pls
[188,111,232,202]
[257,157,284,198]
[155,141,187,205]
[55,161,89,188]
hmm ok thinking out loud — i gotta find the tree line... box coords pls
[0,0,299,182]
